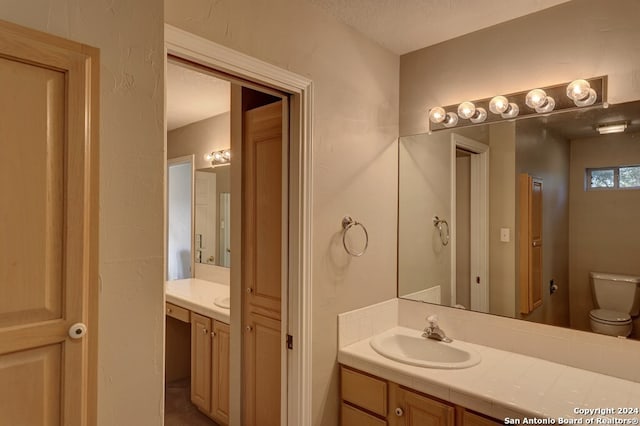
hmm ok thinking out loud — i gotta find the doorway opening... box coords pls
[451,133,489,312]
[164,26,313,426]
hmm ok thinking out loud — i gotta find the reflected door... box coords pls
[519,174,543,314]
[0,20,99,425]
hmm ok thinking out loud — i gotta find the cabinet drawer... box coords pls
[166,302,189,322]
[341,367,387,417]
[341,402,387,426]
[463,410,501,426]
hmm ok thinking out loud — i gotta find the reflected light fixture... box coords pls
[597,123,627,135]
[567,79,597,107]
[428,106,459,128]
[204,149,231,167]
[457,101,487,123]
[489,96,519,118]
[525,89,555,113]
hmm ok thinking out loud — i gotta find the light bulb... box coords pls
[223,150,231,160]
[213,152,223,161]
[525,89,548,109]
[428,107,447,124]
[443,112,458,128]
[489,96,509,114]
[567,79,591,102]
[535,96,555,113]
[457,101,476,120]
[501,103,519,119]
[469,107,487,124]
[574,88,597,107]
[204,152,214,161]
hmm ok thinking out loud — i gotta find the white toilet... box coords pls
[589,272,640,337]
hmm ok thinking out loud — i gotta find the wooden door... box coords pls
[0,20,98,425]
[242,101,283,426]
[191,312,212,412]
[211,320,230,424]
[518,174,543,314]
[394,387,454,426]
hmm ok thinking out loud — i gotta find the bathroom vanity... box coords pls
[165,278,230,425]
[338,300,640,425]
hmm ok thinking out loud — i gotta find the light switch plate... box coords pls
[500,228,510,242]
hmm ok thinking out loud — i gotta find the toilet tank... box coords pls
[590,272,640,316]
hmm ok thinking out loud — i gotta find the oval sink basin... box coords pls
[370,327,481,369]
[214,296,230,309]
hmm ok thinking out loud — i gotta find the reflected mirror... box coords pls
[398,100,640,340]
[195,166,231,268]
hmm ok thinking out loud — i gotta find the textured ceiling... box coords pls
[309,0,572,54]
[166,61,230,131]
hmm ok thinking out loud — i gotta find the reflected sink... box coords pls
[214,296,230,309]
[370,327,481,369]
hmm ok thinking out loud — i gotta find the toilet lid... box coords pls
[589,309,631,324]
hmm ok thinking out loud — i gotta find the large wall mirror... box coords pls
[195,166,231,268]
[398,100,640,340]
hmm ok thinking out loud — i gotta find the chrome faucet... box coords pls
[422,315,452,343]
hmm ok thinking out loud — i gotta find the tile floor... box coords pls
[165,379,219,426]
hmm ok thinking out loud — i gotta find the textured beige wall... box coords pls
[400,0,640,136]
[515,121,570,327]
[569,133,640,333]
[488,122,516,317]
[168,112,231,170]
[0,2,165,425]
[398,133,452,303]
[165,1,399,424]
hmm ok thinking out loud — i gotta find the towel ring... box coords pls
[433,216,450,246]
[342,216,369,257]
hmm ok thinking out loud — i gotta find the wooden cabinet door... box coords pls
[211,320,230,424]
[462,410,501,426]
[395,387,454,426]
[244,313,282,426]
[191,312,212,412]
[242,100,284,425]
[0,20,98,425]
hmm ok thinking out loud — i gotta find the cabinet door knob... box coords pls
[203,328,208,334]
[211,331,217,338]
[395,407,404,417]
[246,287,253,294]
[246,325,253,332]
[167,307,172,313]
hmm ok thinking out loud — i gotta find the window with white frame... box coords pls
[586,165,640,190]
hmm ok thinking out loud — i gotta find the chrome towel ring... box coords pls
[433,216,450,246]
[342,216,369,257]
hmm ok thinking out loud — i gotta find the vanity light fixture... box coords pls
[427,76,606,132]
[428,106,459,128]
[525,89,556,113]
[457,101,487,123]
[597,123,627,135]
[567,79,597,107]
[205,149,231,167]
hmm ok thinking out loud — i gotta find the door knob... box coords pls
[246,325,253,332]
[395,407,404,417]
[68,323,87,339]
[246,287,253,294]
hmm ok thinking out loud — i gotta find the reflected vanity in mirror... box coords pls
[195,165,231,268]
[398,100,640,340]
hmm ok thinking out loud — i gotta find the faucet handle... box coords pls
[426,315,438,326]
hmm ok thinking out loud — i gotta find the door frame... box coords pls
[164,25,313,426]
[450,133,489,312]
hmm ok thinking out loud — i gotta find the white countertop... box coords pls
[165,278,230,324]
[338,326,640,422]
